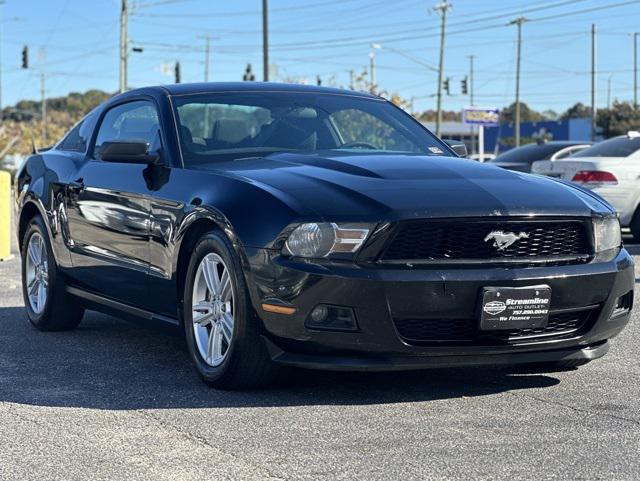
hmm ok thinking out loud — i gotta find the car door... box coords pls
[64,99,160,306]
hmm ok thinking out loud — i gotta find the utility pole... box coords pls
[369,51,376,93]
[607,74,613,109]
[0,1,5,115]
[119,0,128,93]
[197,35,212,82]
[591,24,597,141]
[467,54,475,154]
[510,17,526,148]
[349,70,354,90]
[204,36,210,82]
[40,72,46,145]
[634,32,638,109]
[262,0,269,81]
[467,55,475,106]
[433,1,451,138]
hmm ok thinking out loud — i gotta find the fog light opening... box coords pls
[306,305,358,332]
[611,291,633,319]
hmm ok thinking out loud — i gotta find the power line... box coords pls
[133,0,366,18]
[250,0,640,52]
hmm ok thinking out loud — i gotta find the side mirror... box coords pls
[444,140,468,158]
[99,140,161,164]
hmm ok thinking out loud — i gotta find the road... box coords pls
[1,243,639,481]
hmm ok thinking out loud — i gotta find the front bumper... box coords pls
[246,247,634,371]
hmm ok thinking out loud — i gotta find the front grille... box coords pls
[381,219,591,265]
[393,306,598,346]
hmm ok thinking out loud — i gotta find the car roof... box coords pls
[124,82,379,99]
[530,141,592,147]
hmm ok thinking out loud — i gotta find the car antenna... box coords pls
[31,135,39,154]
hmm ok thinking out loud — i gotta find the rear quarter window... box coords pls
[58,110,98,153]
[573,137,640,158]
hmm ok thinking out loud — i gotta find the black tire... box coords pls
[21,215,84,331]
[630,208,640,243]
[183,229,278,390]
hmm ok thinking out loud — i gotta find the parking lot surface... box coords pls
[1,244,639,481]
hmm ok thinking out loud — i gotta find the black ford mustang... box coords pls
[15,83,634,389]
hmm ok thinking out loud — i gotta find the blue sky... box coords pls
[1,0,638,114]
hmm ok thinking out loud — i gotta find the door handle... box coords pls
[68,178,85,192]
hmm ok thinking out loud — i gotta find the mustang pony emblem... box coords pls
[484,231,529,251]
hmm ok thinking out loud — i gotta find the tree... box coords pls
[0,89,113,161]
[416,109,461,122]
[499,102,544,123]
[560,102,591,120]
[597,101,640,138]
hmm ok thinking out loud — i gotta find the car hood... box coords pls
[207,151,613,220]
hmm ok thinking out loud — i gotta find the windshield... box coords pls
[573,137,640,158]
[172,92,451,164]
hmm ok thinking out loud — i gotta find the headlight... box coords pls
[284,223,371,258]
[593,216,621,253]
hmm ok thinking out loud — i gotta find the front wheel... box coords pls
[183,230,278,389]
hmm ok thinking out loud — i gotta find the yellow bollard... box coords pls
[0,170,12,261]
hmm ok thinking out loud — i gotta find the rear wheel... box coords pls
[21,216,84,331]
[183,230,278,389]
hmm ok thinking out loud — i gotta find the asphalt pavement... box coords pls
[1,243,639,481]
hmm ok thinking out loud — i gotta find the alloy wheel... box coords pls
[191,253,235,367]
[25,232,48,314]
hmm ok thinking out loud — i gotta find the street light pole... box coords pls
[433,1,451,138]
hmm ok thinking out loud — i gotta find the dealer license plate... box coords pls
[479,286,551,331]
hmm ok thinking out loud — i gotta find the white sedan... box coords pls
[532,132,640,240]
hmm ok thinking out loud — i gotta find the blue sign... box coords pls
[463,107,500,126]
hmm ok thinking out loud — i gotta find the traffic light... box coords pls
[461,76,468,95]
[243,63,255,81]
[21,46,28,69]
[443,77,450,95]
[174,61,181,83]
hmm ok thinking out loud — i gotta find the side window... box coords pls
[177,103,271,148]
[94,100,159,159]
[58,111,97,152]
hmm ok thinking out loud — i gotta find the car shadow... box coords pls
[0,306,560,410]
